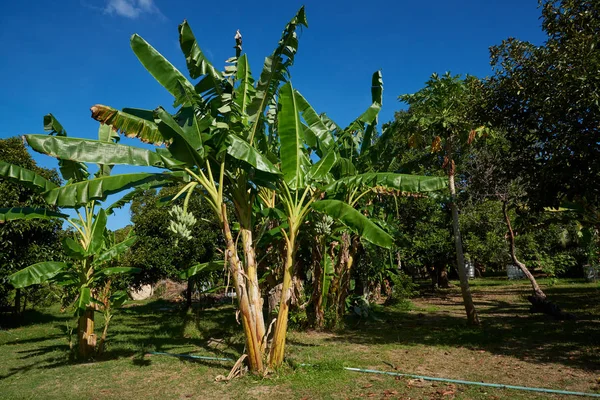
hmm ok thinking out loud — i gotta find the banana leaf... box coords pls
[324,173,447,195]
[227,135,281,175]
[312,200,393,248]
[179,260,224,280]
[42,172,180,208]
[90,105,167,145]
[131,34,196,106]
[0,161,57,192]
[25,135,182,169]
[93,236,137,266]
[278,82,309,189]
[0,207,68,222]
[8,261,68,288]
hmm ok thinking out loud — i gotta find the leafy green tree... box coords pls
[398,72,485,325]
[484,0,600,213]
[0,137,62,312]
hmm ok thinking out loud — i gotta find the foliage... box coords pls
[0,137,63,310]
[483,0,600,210]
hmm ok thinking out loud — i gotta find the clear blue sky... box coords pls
[0,0,547,230]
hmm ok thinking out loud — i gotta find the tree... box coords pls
[464,134,579,318]
[485,0,600,213]
[0,115,174,358]
[0,137,62,313]
[398,73,484,325]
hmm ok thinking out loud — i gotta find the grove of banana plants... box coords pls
[1,1,599,398]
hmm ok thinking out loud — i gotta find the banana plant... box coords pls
[80,7,445,371]
[266,77,448,364]
[0,115,178,359]
[84,8,307,373]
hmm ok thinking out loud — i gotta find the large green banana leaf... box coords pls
[88,209,107,255]
[294,90,334,153]
[278,82,309,189]
[227,135,281,175]
[93,236,137,266]
[42,172,180,207]
[246,6,308,143]
[0,207,68,222]
[154,107,204,166]
[25,135,182,169]
[235,54,256,115]
[62,237,86,260]
[361,71,383,155]
[324,173,447,195]
[8,261,68,288]
[0,161,58,192]
[44,113,89,182]
[75,286,91,313]
[178,20,223,98]
[96,124,119,177]
[130,34,196,104]
[306,150,338,182]
[311,200,393,249]
[179,260,224,280]
[90,105,166,145]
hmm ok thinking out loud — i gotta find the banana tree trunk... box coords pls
[328,232,350,320]
[241,228,266,346]
[336,235,360,321]
[77,307,96,359]
[448,165,480,326]
[268,226,296,368]
[221,205,264,373]
[502,201,546,301]
[310,241,325,329]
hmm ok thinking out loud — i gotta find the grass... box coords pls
[1,278,599,399]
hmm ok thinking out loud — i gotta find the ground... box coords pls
[0,278,599,399]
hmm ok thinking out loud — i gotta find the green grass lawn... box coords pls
[1,278,599,399]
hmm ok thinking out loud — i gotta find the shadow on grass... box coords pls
[0,299,242,380]
[326,283,600,372]
[0,308,71,329]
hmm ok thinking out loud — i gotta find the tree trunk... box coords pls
[336,235,360,321]
[437,263,450,288]
[310,241,325,329]
[186,277,194,309]
[328,232,350,323]
[241,228,266,347]
[268,225,296,368]
[77,307,96,359]
[14,289,21,315]
[502,201,546,301]
[97,315,111,357]
[221,204,263,373]
[449,166,480,325]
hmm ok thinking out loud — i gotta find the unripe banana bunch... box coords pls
[168,205,197,242]
[314,214,334,236]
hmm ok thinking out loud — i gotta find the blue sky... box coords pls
[0,0,547,230]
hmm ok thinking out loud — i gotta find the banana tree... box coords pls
[83,8,308,372]
[266,79,448,365]
[285,71,448,329]
[81,7,445,371]
[0,115,181,358]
